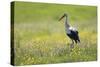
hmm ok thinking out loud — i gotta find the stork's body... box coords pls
[59,13,80,48]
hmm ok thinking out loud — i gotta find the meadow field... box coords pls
[12,2,97,65]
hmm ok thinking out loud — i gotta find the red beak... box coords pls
[59,15,65,21]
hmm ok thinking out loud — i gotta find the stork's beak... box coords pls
[59,14,65,21]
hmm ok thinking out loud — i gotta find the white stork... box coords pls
[59,13,80,48]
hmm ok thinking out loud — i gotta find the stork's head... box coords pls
[59,13,68,21]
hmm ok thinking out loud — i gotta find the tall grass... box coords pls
[13,1,97,65]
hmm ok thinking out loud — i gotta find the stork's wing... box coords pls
[75,31,78,34]
[67,30,80,41]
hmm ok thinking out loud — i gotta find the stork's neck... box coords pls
[65,16,70,29]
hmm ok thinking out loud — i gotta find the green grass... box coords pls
[13,1,97,66]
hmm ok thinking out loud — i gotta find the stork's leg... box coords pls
[70,39,74,48]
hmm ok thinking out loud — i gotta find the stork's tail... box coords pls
[78,39,80,43]
[75,39,80,44]
[77,35,80,43]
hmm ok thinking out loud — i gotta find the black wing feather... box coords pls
[67,30,80,43]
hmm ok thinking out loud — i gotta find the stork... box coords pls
[59,13,80,48]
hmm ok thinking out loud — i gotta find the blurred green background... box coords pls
[13,1,97,65]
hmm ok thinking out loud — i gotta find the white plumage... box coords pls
[66,26,77,34]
